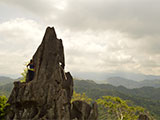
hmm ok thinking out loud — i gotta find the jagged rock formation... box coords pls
[5,27,98,120]
[5,27,71,120]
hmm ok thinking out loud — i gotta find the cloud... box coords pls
[0,18,160,78]
[53,0,160,38]
[0,18,43,75]
[0,0,160,79]
[54,28,160,77]
[0,0,66,21]
[1,0,160,37]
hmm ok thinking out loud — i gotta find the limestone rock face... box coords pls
[6,27,72,120]
[5,27,98,120]
[71,100,98,120]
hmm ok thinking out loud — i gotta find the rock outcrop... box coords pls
[6,27,71,120]
[71,100,98,120]
[5,27,98,120]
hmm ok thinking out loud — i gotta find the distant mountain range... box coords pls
[74,79,160,100]
[104,77,160,88]
[0,76,15,86]
[0,76,15,96]
[0,83,13,97]
[72,71,160,81]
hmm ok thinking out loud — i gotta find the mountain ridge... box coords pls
[104,76,160,88]
[0,76,15,86]
[74,79,160,119]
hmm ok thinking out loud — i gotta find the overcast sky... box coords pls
[0,0,160,80]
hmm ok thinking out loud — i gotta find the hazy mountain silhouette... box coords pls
[105,76,160,88]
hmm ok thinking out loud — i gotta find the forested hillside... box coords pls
[0,83,13,97]
[0,76,15,97]
[74,79,160,119]
[0,76,15,86]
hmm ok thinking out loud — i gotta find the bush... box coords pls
[0,96,9,119]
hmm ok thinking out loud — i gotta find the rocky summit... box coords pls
[5,27,98,120]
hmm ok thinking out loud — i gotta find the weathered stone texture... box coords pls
[71,100,98,120]
[5,27,98,120]
[6,27,71,120]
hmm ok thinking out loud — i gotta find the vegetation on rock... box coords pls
[0,96,9,120]
[71,91,92,104]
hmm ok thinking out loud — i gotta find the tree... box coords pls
[71,91,92,104]
[0,96,9,119]
[96,96,145,120]
[20,68,27,82]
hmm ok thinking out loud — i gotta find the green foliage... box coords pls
[0,96,9,119]
[71,91,92,104]
[20,62,29,83]
[96,96,145,120]
[20,68,27,82]
[71,90,149,120]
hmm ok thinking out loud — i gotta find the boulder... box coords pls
[71,100,98,120]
